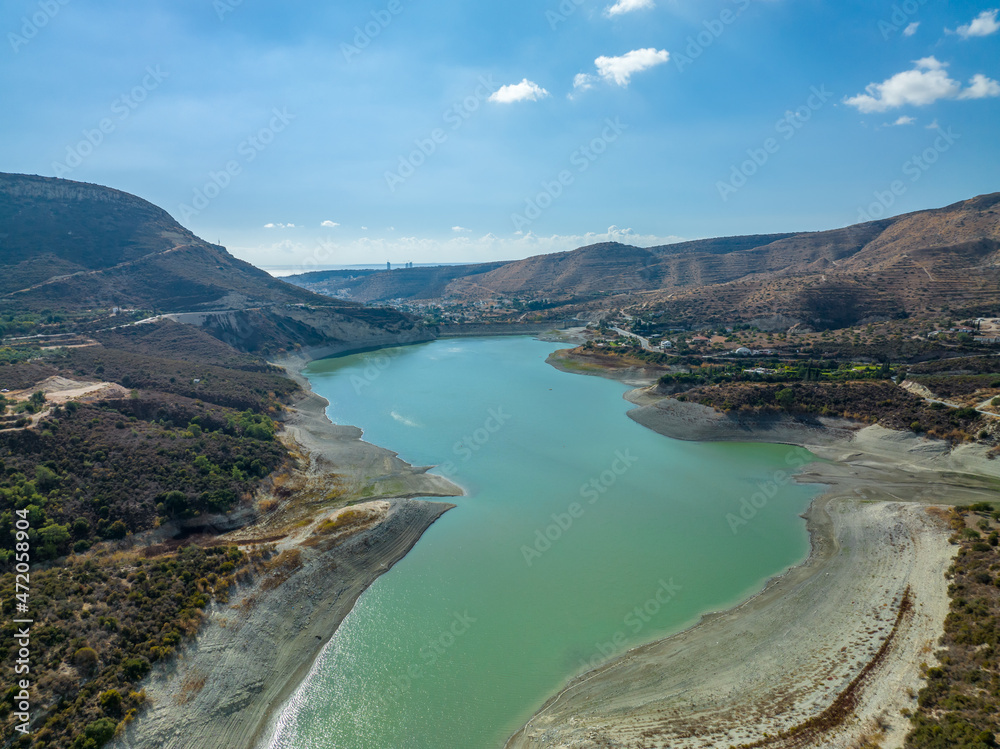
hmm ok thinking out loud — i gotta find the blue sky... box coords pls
[2,0,999,270]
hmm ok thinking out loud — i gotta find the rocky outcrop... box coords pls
[188,305,436,358]
[0,172,160,211]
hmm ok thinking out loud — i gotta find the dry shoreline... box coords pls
[505,358,1000,749]
[506,494,952,749]
[545,346,672,388]
[117,338,1000,749]
[112,350,462,749]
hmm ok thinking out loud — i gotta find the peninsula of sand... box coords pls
[507,368,1000,749]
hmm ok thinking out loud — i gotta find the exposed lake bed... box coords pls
[265,336,827,748]
[113,334,1000,749]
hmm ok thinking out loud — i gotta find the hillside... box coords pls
[0,173,429,353]
[286,193,1000,329]
[287,235,796,303]
[291,262,509,303]
[654,193,1000,327]
[0,173,340,313]
[0,174,443,748]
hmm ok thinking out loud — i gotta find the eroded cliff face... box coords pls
[185,305,438,358]
[275,305,438,359]
[111,499,455,749]
[0,172,160,210]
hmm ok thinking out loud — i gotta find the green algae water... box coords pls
[266,337,819,749]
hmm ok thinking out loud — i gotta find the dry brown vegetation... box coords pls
[291,192,1000,333]
[0,397,287,564]
[904,504,1000,749]
[727,589,915,749]
[259,548,303,591]
[0,543,279,748]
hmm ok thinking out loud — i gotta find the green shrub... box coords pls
[775,388,795,408]
[121,657,151,681]
[907,509,1000,748]
[73,646,98,675]
[82,717,117,745]
[104,520,127,540]
[98,689,122,717]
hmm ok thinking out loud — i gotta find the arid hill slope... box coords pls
[287,193,1000,327]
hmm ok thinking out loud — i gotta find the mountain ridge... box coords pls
[0,172,323,311]
[287,192,1000,328]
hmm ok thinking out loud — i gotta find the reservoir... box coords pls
[266,336,819,748]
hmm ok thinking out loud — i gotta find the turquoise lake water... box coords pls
[266,336,818,749]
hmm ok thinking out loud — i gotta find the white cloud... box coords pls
[606,225,637,238]
[903,22,919,36]
[452,226,471,233]
[572,73,596,93]
[592,48,670,86]
[956,9,999,38]
[844,57,999,112]
[958,72,1000,99]
[606,0,654,17]
[489,78,550,104]
[892,115,916,125]
[264,222,296,229]
[320,220,340,228]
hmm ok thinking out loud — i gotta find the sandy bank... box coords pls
[627,388,1000,488]
[508,389,1000,749]
[114,499,452,749]
[507,495,953,749]
[546,347,670,388]
[272,356,464,507]
[113,352,462,749]
[625,388,867,447]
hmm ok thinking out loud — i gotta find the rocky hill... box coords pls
[286,193,1000,328]
[657,193,1000,327]
[0,173,428,353]
[0,173,334,312]
[292,262,508,303]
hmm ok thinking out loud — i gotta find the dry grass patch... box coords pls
[260,548,303,590]
[175,672,208,705]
